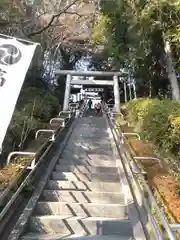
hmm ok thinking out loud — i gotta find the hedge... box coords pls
[124,98,180,154]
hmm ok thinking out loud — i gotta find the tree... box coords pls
[95,0,180,99]
[0,0,98,161]
[139,0,180,100]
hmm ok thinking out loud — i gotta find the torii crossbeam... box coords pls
[55,70,128,112]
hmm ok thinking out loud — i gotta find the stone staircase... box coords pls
[20,117,136,240]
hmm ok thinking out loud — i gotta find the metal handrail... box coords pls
[110,119,174,239]
[110,111,124,118]
[104,104,176,240]
[69,103,79,109]
[109,107,176,239]
[0,123,69,222]
[0,101,87,223]
[35,129,55,141]
[1,137,55,208]
[7,152,35,165]
[130,156,162,175]
[49,118,66,127]
[109,114,163,172]
[58,111,72,117]
[122,132,141,140]
[170,224,180,231]
[0,114,77,222]
[0,134,58,222]
[134,156,161,163]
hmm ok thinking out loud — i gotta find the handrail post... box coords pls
[170,224,180,232]
[30,158,36,169]
[7,152,36,165]
[122,132,141,140]
[35,129,55,140]
[133,156,161,164]
[0,107,78,226]
[50,118,66,127]
[104,103,176,240]
[59,111,72,118]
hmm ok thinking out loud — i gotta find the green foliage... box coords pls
[4,86,59,152]
[15,87,59,130]
[125,98,180,154]
[91,14,110,45]
[11,110,39,136]
[96,0,180,97]
[125,98,158,125]
[20,88,59,122]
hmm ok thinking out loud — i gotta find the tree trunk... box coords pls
[164,40,180,100]
[148,78,152,98]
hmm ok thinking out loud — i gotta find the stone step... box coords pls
[55,165,86,173]
[51,171,89,182]
[41,190,125,204]
[89,173,120,182]
[58,159,84,166]
[87,166,117,174]
[21,233,133,240]
[51,171,120,183]
[55,165,118,174]
[28,216,133,236]
[57,158,116,168]
[86,158,116,167]
[35,202,127,218]
[47,180,122,192]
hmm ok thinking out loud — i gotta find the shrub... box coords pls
[125,98,159,131]
[125,98,180,154]
[2,88,59,157]
[18,88,59,123]
[169,116,180,153]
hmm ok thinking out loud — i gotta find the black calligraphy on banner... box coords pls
[0,44,22,65]
[0,68,6,87]
[0,44,22,87]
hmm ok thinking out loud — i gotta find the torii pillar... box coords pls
[63,74,72,111]
[113,75,120,112]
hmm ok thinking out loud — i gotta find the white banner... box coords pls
[0,37,38,152]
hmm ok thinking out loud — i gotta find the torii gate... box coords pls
[55,70,128,112]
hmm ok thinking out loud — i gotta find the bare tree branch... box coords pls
[65,11,84,17]
[27,0,81,37]
[36,11,49,20]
